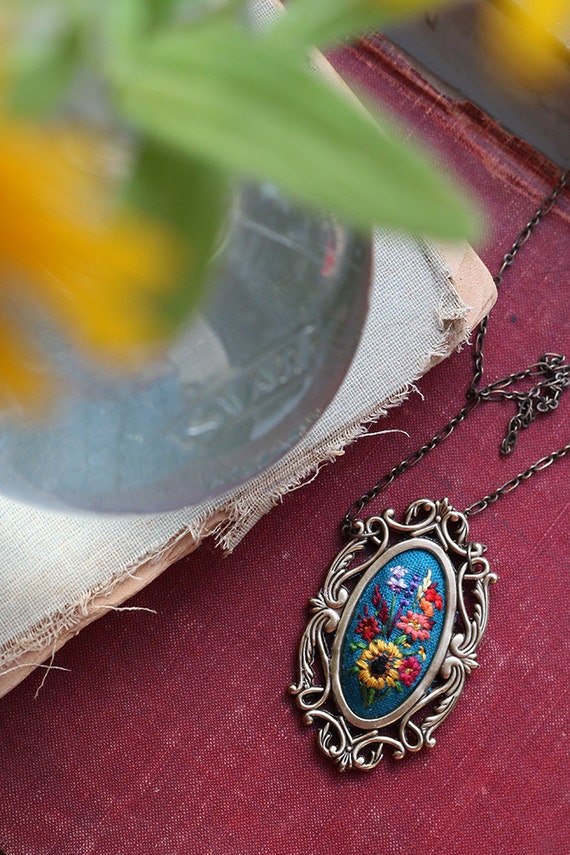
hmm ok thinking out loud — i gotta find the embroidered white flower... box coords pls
[386,565,407,592]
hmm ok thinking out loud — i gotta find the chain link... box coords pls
[464,444,570,516]
[342,171,569,537]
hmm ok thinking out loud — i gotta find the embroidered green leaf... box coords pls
[394,680,403,693]
[394,634,408,645]
[367,687,376,706]
[387,595,396,623]
[112,21,479,239]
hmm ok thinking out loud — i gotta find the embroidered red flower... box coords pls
[371,585,389,624]
[396,611,433,642]
[399,656,421,687]
[424,583,443,610]
[356,616,380,641]
[377,599,389,625]
[356,606,381,641]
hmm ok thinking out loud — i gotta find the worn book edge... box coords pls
[0,243,495,699]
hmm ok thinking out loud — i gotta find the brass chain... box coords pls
[342,171,569,536]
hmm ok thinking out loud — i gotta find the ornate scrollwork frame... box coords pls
[289,499,497,771]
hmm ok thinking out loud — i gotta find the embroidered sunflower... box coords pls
[356,639,402,691]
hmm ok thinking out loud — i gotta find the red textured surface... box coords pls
[1,36,569,855]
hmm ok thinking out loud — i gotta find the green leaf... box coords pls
[266,0,454,54]
[99,0,243,51]
[125,139,230,333]
[7,20,81,116]
[142,0,185,29]
[394,680,403,692]
[112,21,479,240]
[367,687,376,705]
[102,0,190,40]
[394,634,407,645]
[95,0,165,58]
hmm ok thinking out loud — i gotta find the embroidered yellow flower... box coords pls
[0,117,180,413]
[416,568,432,601]
[356,639,402,691]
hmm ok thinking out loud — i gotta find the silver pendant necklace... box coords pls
[290,172,569,771]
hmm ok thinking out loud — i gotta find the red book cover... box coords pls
[0,33,568,855]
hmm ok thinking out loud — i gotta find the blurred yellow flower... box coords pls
[485,0,570,86]
[0,117,180,414]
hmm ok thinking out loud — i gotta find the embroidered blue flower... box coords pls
[386,565,407,592]
[410,573,422,590]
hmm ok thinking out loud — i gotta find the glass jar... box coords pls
[0,182,371,513]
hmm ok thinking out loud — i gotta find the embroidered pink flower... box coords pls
[355,606,381,641]
[399,656,422,687]
[396,611,433,642]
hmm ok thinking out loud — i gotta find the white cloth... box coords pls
[0,229,482,683]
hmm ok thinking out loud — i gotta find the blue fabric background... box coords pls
[339,547,447,720]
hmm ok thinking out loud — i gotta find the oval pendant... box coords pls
[290,499,497,771]
[331,541,457,729]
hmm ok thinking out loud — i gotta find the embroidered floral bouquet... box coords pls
[346,558,444,713]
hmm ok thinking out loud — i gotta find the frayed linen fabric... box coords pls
[0,228,475,693]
